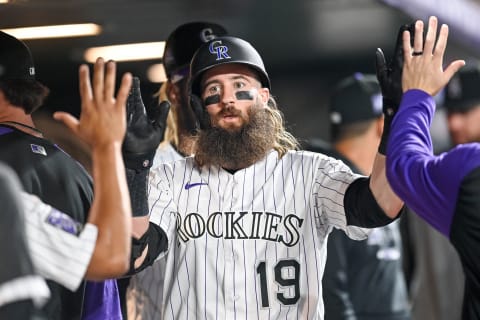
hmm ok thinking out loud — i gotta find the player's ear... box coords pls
[258,87,269,105]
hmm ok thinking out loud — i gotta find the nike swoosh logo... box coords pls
[184,182,208,190]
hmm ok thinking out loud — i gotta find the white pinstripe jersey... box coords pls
[135,149,370,320]
[152,143,185,167]
[21,192,98,291]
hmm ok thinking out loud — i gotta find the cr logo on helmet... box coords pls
[209,40,231,61]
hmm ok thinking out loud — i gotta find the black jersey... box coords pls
[0,125,93,320]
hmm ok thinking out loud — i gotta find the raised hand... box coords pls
[122,77,170,172]
[402,16,465,96]
[375,23,415,118]
[53,58,132,151]
[375,23,414,154]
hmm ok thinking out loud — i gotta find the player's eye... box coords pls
[205,84,221,96]
[233,81,246,90]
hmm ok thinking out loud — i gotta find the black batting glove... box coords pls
[122,77,170,217]
[375,23,415,155]
[122,77,170,171]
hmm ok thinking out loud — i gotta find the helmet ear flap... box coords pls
[189,94,210,130]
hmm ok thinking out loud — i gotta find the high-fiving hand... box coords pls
[53,58,132,151]
[375,23,415,155]
[402,16,465,96]
[122,77,170,172]
[375,23,415,118]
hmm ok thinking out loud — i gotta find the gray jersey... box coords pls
[135,149,369,319]
[22,192,98,291]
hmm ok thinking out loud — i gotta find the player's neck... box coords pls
[0,100,45,137]
[0,115,43,138]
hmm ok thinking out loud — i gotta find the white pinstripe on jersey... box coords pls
[136,149,369,320]
[21,192,98,291]
[153,143,184,167]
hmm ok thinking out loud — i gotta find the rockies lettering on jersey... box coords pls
[176,210,303,246]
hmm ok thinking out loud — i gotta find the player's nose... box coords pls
[220,85,236,105]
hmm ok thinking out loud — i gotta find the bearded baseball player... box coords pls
[125,21,227,319]
[125,32,406,319]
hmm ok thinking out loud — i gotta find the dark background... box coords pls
[2,0,479,147]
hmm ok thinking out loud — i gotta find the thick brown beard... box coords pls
[194,105,276,169]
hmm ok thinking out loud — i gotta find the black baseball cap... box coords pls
[444,65,480,112]
[163,22,227,83]
[0,31,36,81]
[329,73,383,125]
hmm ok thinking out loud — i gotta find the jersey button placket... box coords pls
[231,177,238,203]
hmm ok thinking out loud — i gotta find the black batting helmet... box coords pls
[189,36,270,97]
[163,22,227,83]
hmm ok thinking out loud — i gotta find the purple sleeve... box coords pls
[386,89,480,237]
[81,280,122,320]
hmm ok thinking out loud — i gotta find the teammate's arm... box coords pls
[387,17,466,234]
[54,58,133,279]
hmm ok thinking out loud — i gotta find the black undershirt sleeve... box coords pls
[127,222,169,275]
[344,177,402,227]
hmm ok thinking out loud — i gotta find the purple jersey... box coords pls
[387,89,480,237]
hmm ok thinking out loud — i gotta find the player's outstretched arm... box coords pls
[121,77,170,274]
[369,154,404,219]
[385,16,466,234]
[377,17,464,220]
[369,23,414,219]
[54,57,133,279]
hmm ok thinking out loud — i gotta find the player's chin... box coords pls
[217,119,244,131]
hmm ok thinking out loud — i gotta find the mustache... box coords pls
[219,106,242,117]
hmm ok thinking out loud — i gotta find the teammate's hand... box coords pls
[375,23,415,117]
[189,94,210,129]
[402,17,465,96]
[122,77,170,172]
[53,58,132,151]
